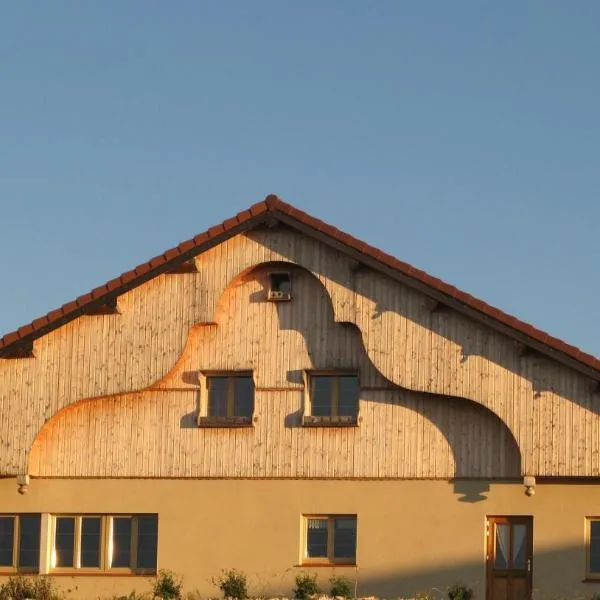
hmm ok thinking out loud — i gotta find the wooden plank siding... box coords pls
[1,228,599,477]
[29,388,520,479]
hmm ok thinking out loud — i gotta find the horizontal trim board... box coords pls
[26,476,525,482]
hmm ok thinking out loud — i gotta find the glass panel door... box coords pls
[486,517,532,600]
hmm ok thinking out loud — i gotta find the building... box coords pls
[1,195,600,600]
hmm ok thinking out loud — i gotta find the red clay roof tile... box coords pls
[106,278,122,291]
[264,194,282,209]
[579,350,597,363]
[207,224,225,238]
[31,317,49,330]
[47,309,64,321]
[90,286,107,299]
[192,232,209,245]
[222,217,240,230]
[75,294,93,306]
[248,200,268,216]
[62,301,79,313]
[120,272,137,285]
[176,241,195,253]
[134,263,152,277]
[17,324,35,336]
[2,332,21,345]
[149,256,167,268]
[163,248,180,261]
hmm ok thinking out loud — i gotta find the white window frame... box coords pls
[49,514,157,574]
[51,514,104,571]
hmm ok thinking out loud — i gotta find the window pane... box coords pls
[338,376,359,417]
[18,515,40,570]
[0,517,15,567]
[311,377,333,417]
[306,519,328,558]
[208,377,228,417]
[333,518,357,560]
[590,521,600,573]
[494,523,509,570]
[136,515,158,570]
[81,517,102,568]
[112,517,132,568]
[512,524,527,569]
[270,273,291,294]
[234,377,254,418]
[55,517,75,568]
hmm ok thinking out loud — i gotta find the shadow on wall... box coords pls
[254,230,599,413]
[243,542,597,600]
[254,263,523,481]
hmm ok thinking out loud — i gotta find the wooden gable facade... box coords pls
[1,195,600,599]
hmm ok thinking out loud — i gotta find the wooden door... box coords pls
[486,516,533,600]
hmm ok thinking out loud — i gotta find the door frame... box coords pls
[486,515,533,600]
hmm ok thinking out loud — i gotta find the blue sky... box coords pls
[1,2,599,356]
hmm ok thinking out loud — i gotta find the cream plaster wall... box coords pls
[0,478,597,600]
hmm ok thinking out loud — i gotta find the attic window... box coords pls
[268,272,292,301]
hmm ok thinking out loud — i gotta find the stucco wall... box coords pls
[0,478,598,599]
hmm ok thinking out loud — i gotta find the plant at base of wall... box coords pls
[447,584,474,600]
[111,593,149,600]
[293,573,320,600]
[0,575,63,600]
[152,569,183,600]
[213,569,248,599]
[328,576,352,599]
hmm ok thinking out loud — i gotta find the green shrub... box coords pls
[329,575,352,598]
[112,593,149,600]
[293,572,320,600]
[448,583,474,600]
[152,569,183,600]
[213,569,248,599]
[111,593,148,600]
[0,575,63,600]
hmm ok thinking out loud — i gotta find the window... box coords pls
[198,372,254,426]
[303,515,357,565]
[303,372,359,426]
[268,272,291,301]
[587,518,600,578]
[0,514,41,572]
[51,514,157,573]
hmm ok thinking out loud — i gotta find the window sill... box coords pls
[582,578,600,583]
[302,416,358,427]
[49,571,157,577]
[197,416,253,428]
[297,562,357,568]
[0,569,39,575]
